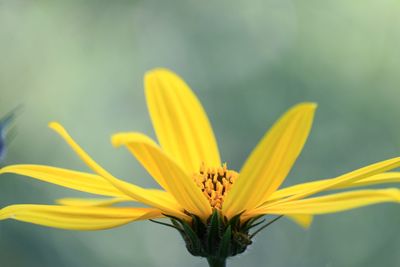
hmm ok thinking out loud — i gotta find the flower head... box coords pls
[1,69,400,266]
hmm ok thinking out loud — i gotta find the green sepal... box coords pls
[170,219,187,244]
[170,218,185,234]
[191,214,206,240]
[227,212,242,229]
[158,210,282,264]
[169,217,204,256]
[231,231,252,255]
[218,225,232,258]
[181,219,204,256]
[242,215,265,231]
[207,210,221,253]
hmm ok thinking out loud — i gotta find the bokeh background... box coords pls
[1,1,400,266]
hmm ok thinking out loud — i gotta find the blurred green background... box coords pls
[1,1,400,266]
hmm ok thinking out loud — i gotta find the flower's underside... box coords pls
[1,69,400,258]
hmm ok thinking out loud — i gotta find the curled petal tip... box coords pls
[391,189,400,202]
[299,102,318,110]
[111,132,157,148]
[145,67,174,77]
[48,121,62,130]
[111,134,124,148]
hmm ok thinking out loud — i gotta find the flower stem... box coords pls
[207,257,226,267]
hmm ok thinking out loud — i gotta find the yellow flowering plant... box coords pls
[1,69,400,267]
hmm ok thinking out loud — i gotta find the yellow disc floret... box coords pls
[193,163,238,209]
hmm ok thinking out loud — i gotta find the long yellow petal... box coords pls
[272,157,400,205]
[270,172,400,201]
[0,204,162,230]
[286,214,313,229]
[111,132,170,191]
[0,164,131,198]
[56,197,131,207]
[145,68,221,173]
[48,122,188,219]
[0,164,177,211]
[223,103,316,218]
[251,189,400,215]
[112,132,212,218]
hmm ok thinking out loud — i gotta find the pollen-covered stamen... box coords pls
[193,163,238,209]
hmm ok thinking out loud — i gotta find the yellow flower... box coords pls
[1,69,400,264]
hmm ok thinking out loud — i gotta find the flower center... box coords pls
[193,163,238,209]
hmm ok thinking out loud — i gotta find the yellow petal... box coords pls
[287,214,313,229]
[56,197,130,207]
[222,103,317,218]
[111,132,170,191]
[112,131,212,218]
[273,157,400,204]
[253,189,400,215]
[0,164,179,213]
[48,122,188,219]
[0,204,162,230]
[341,172,400,188]
[270,172,400,201]
[145,68,221,173]
[0,164,130,198]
